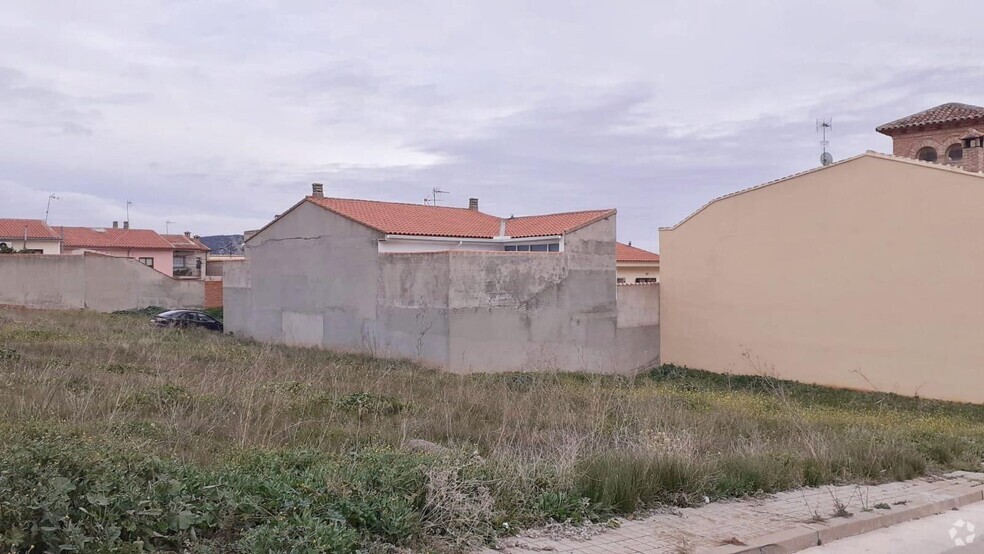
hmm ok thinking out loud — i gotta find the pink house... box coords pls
[60,224,177,276]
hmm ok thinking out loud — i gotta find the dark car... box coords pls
[151,310,223,332]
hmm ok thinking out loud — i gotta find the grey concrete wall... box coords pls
[0,253,203,311]
[377,252,450,367]
[230,204,661,374]
[616,284,659,328]
[0,255,86,309]
[615,283,660,373]
[446,217,621,373]
[225,202,385,352]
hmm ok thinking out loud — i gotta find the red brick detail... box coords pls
[889,128,973,168]
[204,279,223,308]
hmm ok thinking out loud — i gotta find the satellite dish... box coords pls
[820,152,834,166]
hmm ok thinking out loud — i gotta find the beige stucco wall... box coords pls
[616,263,659,283]
[660,153,984,404]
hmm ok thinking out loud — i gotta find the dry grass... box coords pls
[1,307,984,551]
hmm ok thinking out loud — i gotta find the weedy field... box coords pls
[1,307,983,552]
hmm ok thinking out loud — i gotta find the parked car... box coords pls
[151,310,223,332]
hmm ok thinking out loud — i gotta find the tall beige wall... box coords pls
[660,154,984,404]
[0,253,203,311]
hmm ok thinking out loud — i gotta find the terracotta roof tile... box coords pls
[60,227,174,250]
[0,219,59,240]
[876,103,984,135]
[303,196,615,239]
[162,234,210,251]
[616,242,659,263]
[505,210,616,238]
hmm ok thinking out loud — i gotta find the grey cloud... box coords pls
[3,1,984,248]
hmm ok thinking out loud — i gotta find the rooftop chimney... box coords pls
[184,231,191,238]
[962,129,984,173]
[112,221,118,229]
[123,221,129,230]
[468,197,479,211]
[312,183,324,198]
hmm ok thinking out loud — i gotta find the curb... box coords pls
[704,486,984,554]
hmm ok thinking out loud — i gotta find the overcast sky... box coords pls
[3,1,984,251]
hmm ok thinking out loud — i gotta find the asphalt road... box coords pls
[801,501,984,553]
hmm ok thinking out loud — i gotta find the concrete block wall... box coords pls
[615,283,660,373]
[0,253,204,311]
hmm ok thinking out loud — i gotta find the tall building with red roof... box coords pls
[877,102,984,172]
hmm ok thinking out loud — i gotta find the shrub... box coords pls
[235,514,359,553]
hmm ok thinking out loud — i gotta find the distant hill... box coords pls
[200,235,244,255]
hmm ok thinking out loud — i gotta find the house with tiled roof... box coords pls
[55,222,206,279]
[0,219,62,254]
[162,233,210,279]
[60,222,176,276]
[615,242,659,284]
[877,102,984,170]
[226,184,660,375]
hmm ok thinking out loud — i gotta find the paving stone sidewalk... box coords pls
[490,471,984,554]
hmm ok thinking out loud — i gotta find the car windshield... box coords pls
[157,310,186,317]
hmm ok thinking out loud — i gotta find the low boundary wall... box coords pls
[0,253,204,312]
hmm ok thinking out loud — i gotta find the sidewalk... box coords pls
[492,471,984,554]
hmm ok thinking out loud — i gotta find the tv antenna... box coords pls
[44,193,60,223]
[817,117,833,166]
[165,220,176,234]
[424,187,449,205]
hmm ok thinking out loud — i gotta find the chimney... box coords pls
[468,197,479,211]
[123,221,129,230]
[112,221,118,229]
[184,231,191,238]
[961,129,984,173]
[311,183,324,198]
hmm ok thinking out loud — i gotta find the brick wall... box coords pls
[204,279,223,308]
[891,127,975,166]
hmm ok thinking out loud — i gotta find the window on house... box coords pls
[504,243,560,252]
[917,147,938,162]
[173,257,186,268]
[138,257,154,267]
[635,277,658,284]
[617,277,626,284]
[947,144,963,161]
